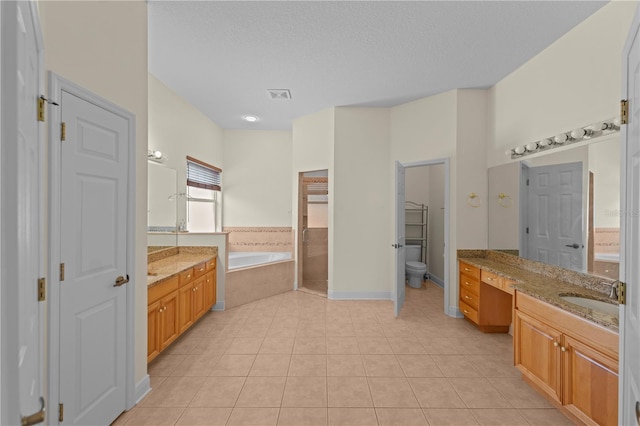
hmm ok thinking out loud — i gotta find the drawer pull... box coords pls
[464,295,471,300]
[463,309,470,314]
[486,277,493,281]
[199,267,205,272]
[553,342,559,347]
[464,268,471,272]
[464,281,471,286]
[187,274,191,278]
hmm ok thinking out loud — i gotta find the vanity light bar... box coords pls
[508,117,621,159]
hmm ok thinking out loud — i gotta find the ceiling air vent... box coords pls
[267,89,292,100]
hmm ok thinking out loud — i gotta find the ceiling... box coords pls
[148,1,607,131]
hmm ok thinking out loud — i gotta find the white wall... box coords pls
[487,1,636,168]
[488,162,520,250]
[222,130,292,226]
[149,74,224,231]
[405,166,430,206]
[428,164,446,283]
[332,107,391,296]
[39,0,149,385]
[589,137,621,228]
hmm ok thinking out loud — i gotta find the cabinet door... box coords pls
[160,291,180,350]
[514,310,562,403]
[563,335,618,426]
[178,283,194,334]
[147,300,161,363]
[193,277,206,320]
[204,271,216,309]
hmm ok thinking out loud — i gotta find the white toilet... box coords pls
[405,245,427,288]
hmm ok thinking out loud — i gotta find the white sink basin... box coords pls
[560,296,619,317]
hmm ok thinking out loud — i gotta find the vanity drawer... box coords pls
[459,300,479,324]
[481,270,503,289]
[459,262,480,280]
[206,258,216,272]
[460,287,479,310]
[193,262,207,278]
[459,275,480,295]
[503,279,516,295]
[179,268,194,286]
[149,275,179,304]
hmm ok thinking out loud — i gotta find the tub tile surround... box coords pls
[148,246,218,287]
[224,227,293,254]
[225,261,294,310]
[457,250,618,331]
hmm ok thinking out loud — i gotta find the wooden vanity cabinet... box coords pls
[458,261,512,333]
[515,292,618,426]
[147,276,180,363]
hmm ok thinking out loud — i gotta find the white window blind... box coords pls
[186,156,221,191]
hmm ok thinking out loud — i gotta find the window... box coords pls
[186,156,221,232]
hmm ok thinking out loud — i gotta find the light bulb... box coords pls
[554,133,568,144]
[243,115,258,122]
[525,142,538,152]
[538,138,551,147]
[570,129,586,140]
[514,146,526,155]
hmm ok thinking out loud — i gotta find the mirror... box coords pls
[488,135,620,280]
[147,162,178,252]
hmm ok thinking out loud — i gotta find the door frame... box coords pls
[47,72,137,416]
[395,158,451,316]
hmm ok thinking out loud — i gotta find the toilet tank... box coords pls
[406,245,422,262]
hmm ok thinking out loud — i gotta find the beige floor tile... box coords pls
[517,408,575,425]
[189,376,245,407]
[388,338,426,355]
[327,377,373,407]
[420,338,462,355]
[227,407,280,426]
[236,326,269,339]
[192,337,234,356]
[431,355,481,377]
[396,354,443,377]
[408,378,465,408]
[175,407,232,425]
[353,324,385,338]
[488,377,553,408]
[226,337,264,354]
[326,323,356,337]
[170,354,219,377]
[368,377,420,408]
[210,354,256,376]
[122,407,184,425]
[448,378,511,409]
[464,355,520,378]
[267,327,298,338]
[164,334,204,355]
[422,408,479,426]
[249,354,291,376]
[236,376,287,407]
[357,337,393,354]
[112,407,137,425]
[282,377,328,407]
[293,337,327,354]
[327,354,365,377]
[327,337,360,354]
[260,337,295,354]
[328,408,378,426]
[297,325,327,338]
[362,354,404,377]
[470,409,529,426]
[139,376,205,407]
[277,408,328,426]
[289,354,327,376]
[150,375,167,388]
[148,354,187,377]
[375,408,428,425]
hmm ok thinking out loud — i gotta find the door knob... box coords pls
[21,397,45,426]
[636,400,640,426]
[114,275,129,287]
[565,243,580,249]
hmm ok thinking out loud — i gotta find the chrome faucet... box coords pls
[609,281,620,300]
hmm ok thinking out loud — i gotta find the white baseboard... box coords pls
[212,301,225,311]
[134,375,151,405]
[328,290,392,300]
[429,274,444,288]
[447,306,464,318]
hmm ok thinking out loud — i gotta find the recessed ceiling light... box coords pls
[243,115,258,122]
[267,89,291,100]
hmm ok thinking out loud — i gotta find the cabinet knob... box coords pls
[464,295,471,300]
[464,268,471,272]
[553,342,559,347]
[560,346,567,352]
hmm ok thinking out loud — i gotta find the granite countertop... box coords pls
[147,246,217,288]
[458,256,619,332]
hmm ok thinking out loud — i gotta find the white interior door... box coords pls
[58,90,129,425]
[524,162,583,271]
[620,5,640,425]
[395,161,406,317]
[1,1,46,424]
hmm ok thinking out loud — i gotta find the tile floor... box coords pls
[114,282,573,426]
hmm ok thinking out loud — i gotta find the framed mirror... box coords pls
[147,161,178,253]
[488,134,620,280]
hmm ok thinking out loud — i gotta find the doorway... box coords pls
[394,159,450,316]
[297,170,329,296]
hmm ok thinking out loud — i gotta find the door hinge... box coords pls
[59,403,64,422]
[37,278,46,302]
[618,281,626,305]
[37,97,45,122]
[60,263,65,281]
[526,179,530,186]
[526,227,529,234]
[61,122,66,141]
[621,100,628,125]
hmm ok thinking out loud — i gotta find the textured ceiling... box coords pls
[148,1,607,130]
